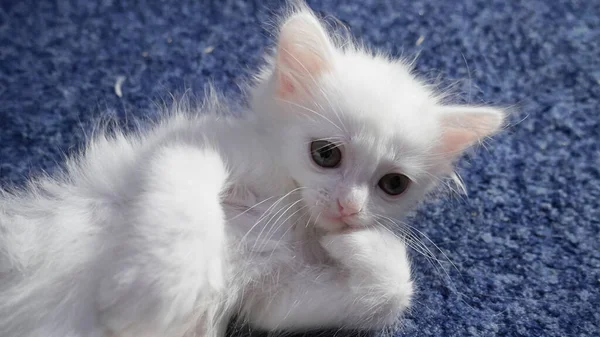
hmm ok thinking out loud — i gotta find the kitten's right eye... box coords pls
[378,173,411,196]
[310,140,342,168]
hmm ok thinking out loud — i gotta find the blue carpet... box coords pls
[1,0,598,336]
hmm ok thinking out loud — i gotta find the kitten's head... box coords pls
[251,5,505,232]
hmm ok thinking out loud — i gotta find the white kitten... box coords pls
[0,3,505,337]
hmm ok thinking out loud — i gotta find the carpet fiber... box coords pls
[1,0,598,336]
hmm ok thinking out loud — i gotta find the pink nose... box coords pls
[337,199,361,217]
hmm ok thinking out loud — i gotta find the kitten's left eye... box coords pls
[310,140,342,168]
[378,173,411,196]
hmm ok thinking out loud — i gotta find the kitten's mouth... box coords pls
[320,214,359,232]
[323,214,344,223]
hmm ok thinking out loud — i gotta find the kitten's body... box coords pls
[0,110,409,337]
[0,3,504,337]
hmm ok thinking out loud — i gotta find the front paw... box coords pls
[320,228,413,328]
[319,230,369,263]
[320,228,409,275]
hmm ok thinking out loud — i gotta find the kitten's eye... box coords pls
[378,173,410,196]
[310,140,342,168]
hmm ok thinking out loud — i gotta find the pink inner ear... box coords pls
[278,42,328,75]
[274,13,333,97]
[276,43,330,97]
[277,69,296,96]
[438,107,505,157]
[441,128,480,155]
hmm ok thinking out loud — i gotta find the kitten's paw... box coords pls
[320,228,408,274]
[320,229,376,264]
[320,228,413,323]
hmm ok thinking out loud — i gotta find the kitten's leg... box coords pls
[96,145,230,337]
[243,228,412,331]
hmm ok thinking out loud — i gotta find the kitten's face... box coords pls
[284,129,436,232]
[278,58,444,232]
[252,8,504,232]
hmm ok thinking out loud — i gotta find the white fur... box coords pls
[0,3,505,337]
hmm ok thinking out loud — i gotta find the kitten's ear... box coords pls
[438,106,506,157]
[274,10,334,97]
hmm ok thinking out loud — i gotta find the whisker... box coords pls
[226,195,278,221]
[275,97,344,132]
[375,214,459,274]
[238,187,306,248]
[312,141,345,152]
[266,205,312,260]
[256,201,307,252]
[251,199,303,252]
[374,220,448,277]
[373,216,500,314]
[304,136,344,144]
